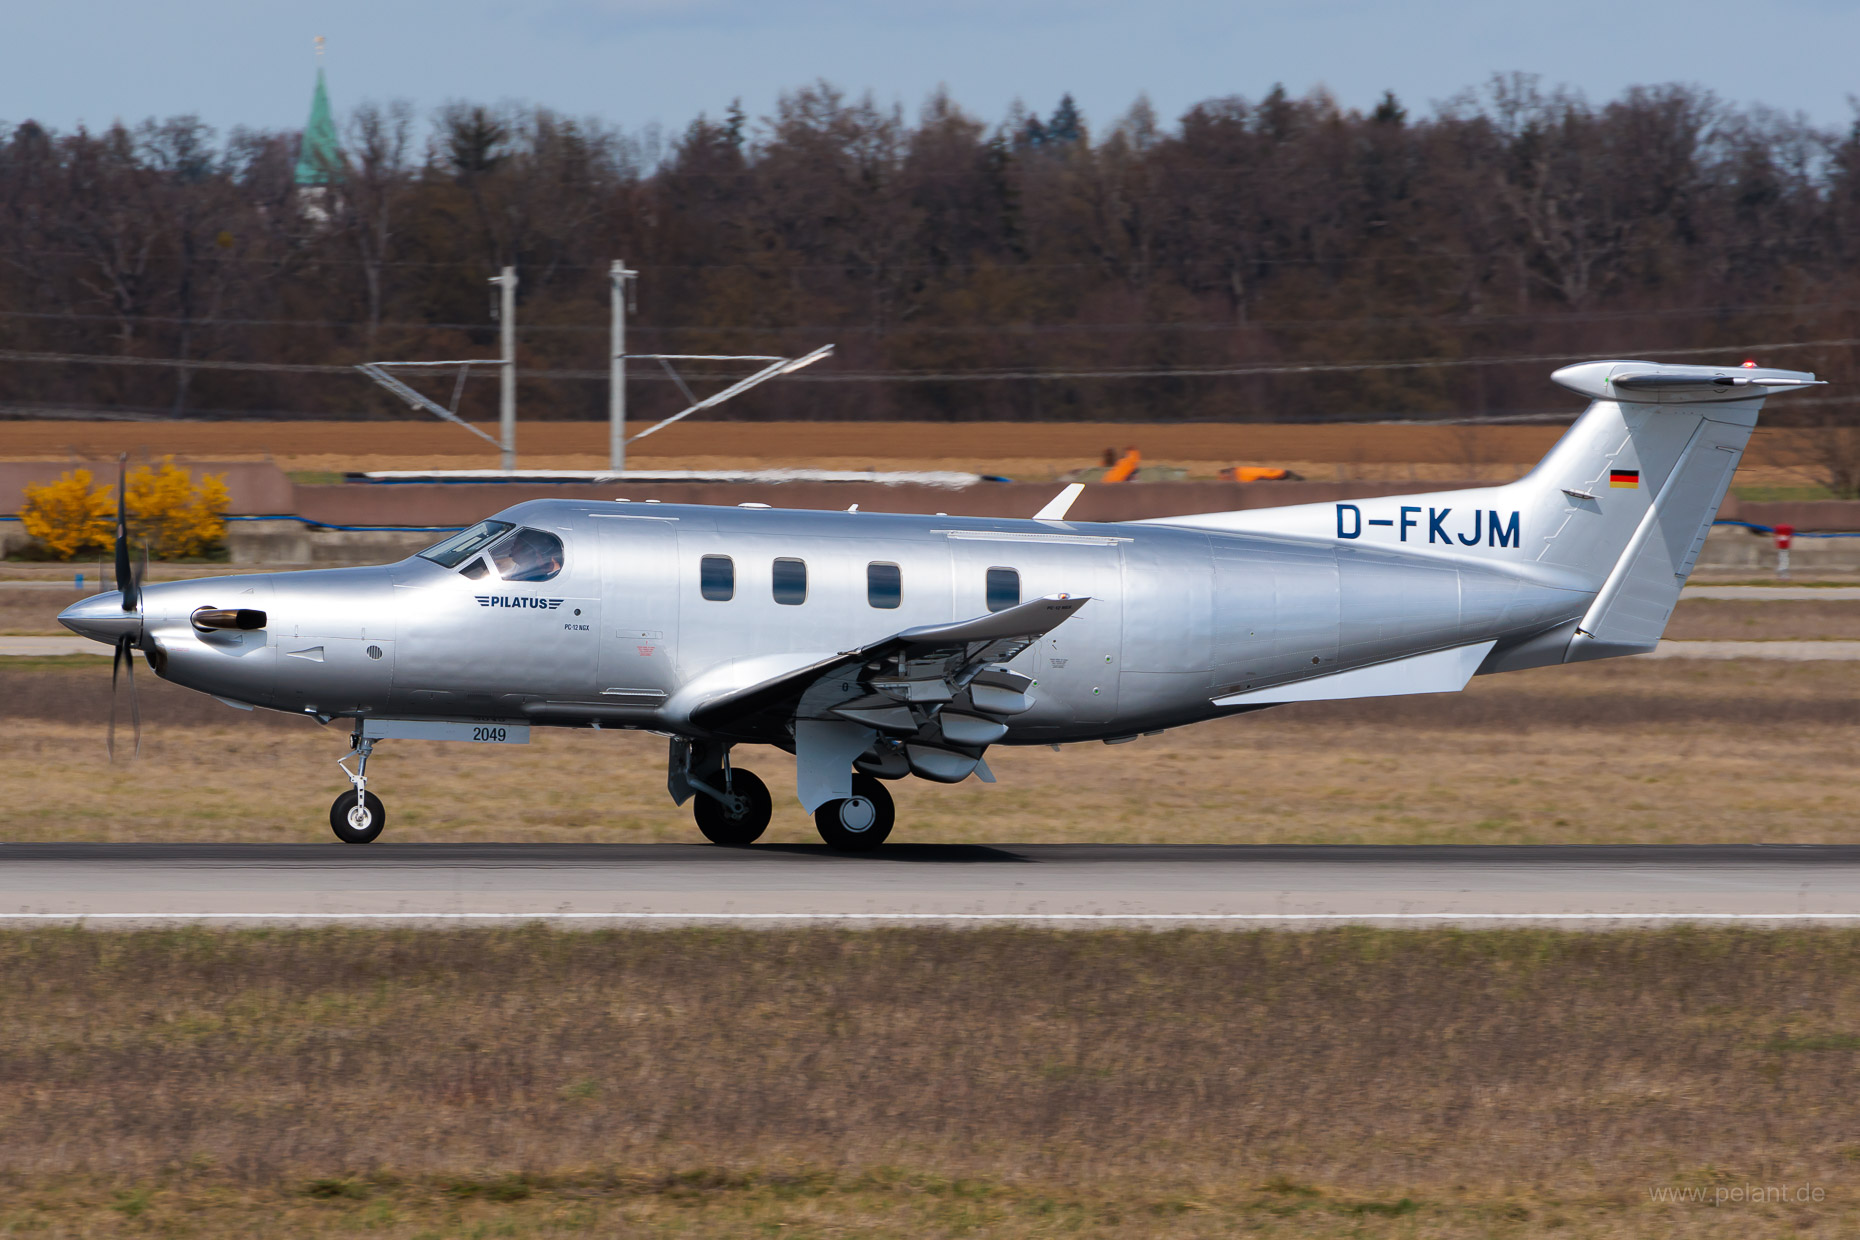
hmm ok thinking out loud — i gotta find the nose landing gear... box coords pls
[331,736,386,844]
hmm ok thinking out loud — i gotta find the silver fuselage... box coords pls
[67,498,1594,744]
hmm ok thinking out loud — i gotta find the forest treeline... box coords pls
[4,74,1860,425]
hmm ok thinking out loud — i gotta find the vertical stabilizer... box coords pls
[1137,358,1825,665]
[1547,362,1820,658]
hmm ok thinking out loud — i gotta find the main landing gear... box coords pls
[687,768,894,851]
[678,740,896,852]
[331,735,386,844]
[814,774,894,852]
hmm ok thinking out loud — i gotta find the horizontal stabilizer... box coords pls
[1610,371,1822,392]
[1552,360,1822,403]
[1212,640,1496,706]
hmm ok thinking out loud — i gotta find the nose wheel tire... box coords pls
[815,775,895,852]
[329,790,387,845]
[694,768,772,846]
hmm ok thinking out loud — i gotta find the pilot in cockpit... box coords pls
[492,528,564,583]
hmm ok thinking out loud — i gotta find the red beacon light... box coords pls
[1742,359,1758,368]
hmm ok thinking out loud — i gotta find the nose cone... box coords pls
[58,591,143,645]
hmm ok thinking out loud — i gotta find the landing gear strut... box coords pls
[815,774,894,852]
[331,735,386,844]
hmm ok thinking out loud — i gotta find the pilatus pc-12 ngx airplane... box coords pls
[62,360,1820,849]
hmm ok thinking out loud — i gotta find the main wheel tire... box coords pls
[815,774,895,852]
[329,790,386,845]
[694,768,772,846]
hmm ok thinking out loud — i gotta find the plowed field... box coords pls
[10,418,1822,486]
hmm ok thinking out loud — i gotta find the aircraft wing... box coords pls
[687,594,1089,745]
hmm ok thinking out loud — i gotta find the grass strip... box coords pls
[1,925,1857,1236]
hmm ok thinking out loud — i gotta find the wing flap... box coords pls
[688,594,1089,736]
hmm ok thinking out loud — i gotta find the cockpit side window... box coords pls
[484,527,566,582]
[418,520,514,568]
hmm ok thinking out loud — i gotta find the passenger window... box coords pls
[483,527,564,582]
[986,567,1019,613]
[867,562,901,609]
[700,555,734,601]
[772,557,807,605]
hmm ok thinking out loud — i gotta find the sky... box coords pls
[7,0,1860,144]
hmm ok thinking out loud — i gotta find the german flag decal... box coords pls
[1609,468,1640,489]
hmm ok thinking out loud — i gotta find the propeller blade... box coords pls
[104,459,145,760]
[108,636,123,762]
[125,635,141,759]
[114,454,138,613]
[107,635,143,763]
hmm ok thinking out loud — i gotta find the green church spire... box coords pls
[294,58,342,187]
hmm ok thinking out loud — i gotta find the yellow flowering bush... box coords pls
[19,468,114,559]
[19,459,230,561]
[126,459,230,559]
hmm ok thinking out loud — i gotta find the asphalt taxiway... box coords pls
[2,843,1858,925]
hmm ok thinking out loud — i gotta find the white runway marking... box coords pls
[3,911,1860,925]
[0,637,104,656]
[1683,586,1860,600]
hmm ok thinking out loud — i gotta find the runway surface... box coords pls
[1684,586,1860,599]
[3,843,1859,925]
[1642,640,1860,659]
[7,582,1859,597]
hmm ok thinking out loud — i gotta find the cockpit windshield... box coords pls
[419,520,514,568]
[417,521,565,582]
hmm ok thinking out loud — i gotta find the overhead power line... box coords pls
[0,337,1851,385]
[8,298,1860,335]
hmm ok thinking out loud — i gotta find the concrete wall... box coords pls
[226,521,438,566]
[287,480,1860,533]
[8,458,1860,572]
[1695,524,1860,574]
[288,478,1462,529]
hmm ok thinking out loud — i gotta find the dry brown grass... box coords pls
[1,926,1857,1237]
[1663,599,1860,639]
[8,592,1860,638]
[6,418,1818,487]
[0,587,90,634]
[4,658,1858,845]
[0,418,1575,467]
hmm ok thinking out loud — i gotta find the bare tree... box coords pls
[336,101,415,349]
